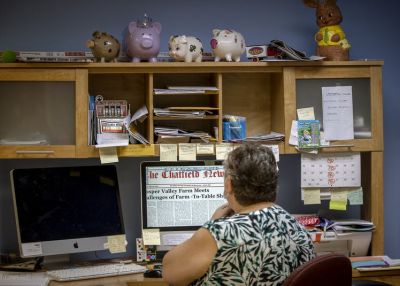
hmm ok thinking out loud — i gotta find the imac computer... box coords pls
[140,160,226,251]
[10,165,125,262]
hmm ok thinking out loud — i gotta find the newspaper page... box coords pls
[144,165,226,227]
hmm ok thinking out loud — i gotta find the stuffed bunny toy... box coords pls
[303,0,351,61]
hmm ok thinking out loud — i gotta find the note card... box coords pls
[179,143,196,161]
[301,152,361,188]
[216,144,233,160]
[142,229,161,246]
[303,188,321,205]
[322,86,354,140]
[99,147,119,164]
[160,144,177,161]
[348,187,363,205]
[297,107,315,120]
[105,234,127,253]
[196,143,215,155]
[329,189,348,211]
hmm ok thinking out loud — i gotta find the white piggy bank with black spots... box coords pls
[168,35,203,62]
[210,29,245,62]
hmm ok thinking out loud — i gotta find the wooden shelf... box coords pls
[0,61,384,255]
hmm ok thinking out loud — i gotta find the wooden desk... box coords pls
[49,273,167,286]
[353,269,400,286]
[46,270,400,286]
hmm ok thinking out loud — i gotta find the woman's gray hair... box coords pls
[224,143,278,205]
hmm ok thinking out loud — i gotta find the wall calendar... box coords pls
[301,152,361,188]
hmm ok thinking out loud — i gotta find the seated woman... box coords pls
[162,143,315,285]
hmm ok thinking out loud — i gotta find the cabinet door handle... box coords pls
[16,150,55,154]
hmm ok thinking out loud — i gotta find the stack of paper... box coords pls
[125,105,149,145]
[154,108,211,118]
[245,132,285,142]
[351,256,400,271]
[0,271,49,286]
[167,86,219,91]
[154,127,211,143]
[326,219,375,232]
[154,88,205,95]
[126,124,149,144]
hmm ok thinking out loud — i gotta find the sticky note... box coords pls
[104,234,127,253]
[196,144,215,155]
[348,187,363,205]
[216,144,233,160]
[99,147,119,164]
[160,144,177,161]
[329,190,348,210]
[143,229,161,246]
[179,143,196,161]
[22,242,43,257]
[303,188,321,205]
[297,107,315,120]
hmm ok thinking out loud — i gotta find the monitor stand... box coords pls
[41,254,72,270]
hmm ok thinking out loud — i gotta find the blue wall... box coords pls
[0,0,399,258]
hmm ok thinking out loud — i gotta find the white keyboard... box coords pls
[47,263,147,281]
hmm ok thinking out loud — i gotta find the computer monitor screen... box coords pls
[10,165,125,258]
[140,160,225,249]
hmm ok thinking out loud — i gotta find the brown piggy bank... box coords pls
[86,31,120,62]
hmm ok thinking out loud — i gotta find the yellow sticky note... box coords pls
[196,144,215,155]
[160,144,177,161]
[99,147,119,164]
[329,190,348,210]
[303,188,321,205]
[297,107,315,120]
[143,229,161,246]
[215,144,233,160]
[105,235,126,253]
[348,187,363,205]
[179,143,196,161]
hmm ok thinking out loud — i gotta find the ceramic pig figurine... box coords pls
[210,29,245,62]
[86,31,120,62]
[125,16,161,62]
[168,35,203,62]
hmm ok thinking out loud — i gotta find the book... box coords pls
[350,256,400,271]
[297,120,320,148]
[14,50,94,63]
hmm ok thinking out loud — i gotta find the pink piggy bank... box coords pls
[125,17,161,62]
[210,29,246,62]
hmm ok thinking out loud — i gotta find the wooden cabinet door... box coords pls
[0,68,86,158]
[283,66,383,154]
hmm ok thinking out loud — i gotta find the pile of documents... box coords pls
[322,219,375,233]
[350,256,400,271]
[245,132,285,142]
[154,108,211,118]
[154,86,218,95]
[155,127,211,143]
[125,105,149,144]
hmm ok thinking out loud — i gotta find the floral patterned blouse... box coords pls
[191,205,315,286]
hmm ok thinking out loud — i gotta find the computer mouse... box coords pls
[143,269,162,278]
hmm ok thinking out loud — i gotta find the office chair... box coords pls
[282,253,352,286]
